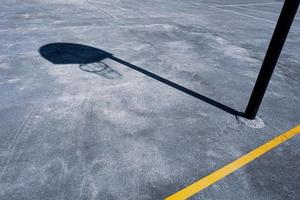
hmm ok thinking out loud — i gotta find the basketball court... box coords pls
[0,0,299,199]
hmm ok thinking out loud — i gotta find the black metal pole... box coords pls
[244,0,300,119]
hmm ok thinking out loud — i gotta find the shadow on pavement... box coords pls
[39,43,122,79]
[39,43,243,117]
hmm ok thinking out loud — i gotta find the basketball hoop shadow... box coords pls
[39,43,243,117]
[39,43,122,79]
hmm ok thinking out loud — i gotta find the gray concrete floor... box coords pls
[0,0,300,199]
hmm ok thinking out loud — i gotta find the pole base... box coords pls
[236,116,265,129]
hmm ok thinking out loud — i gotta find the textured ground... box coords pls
[0,0,299,199]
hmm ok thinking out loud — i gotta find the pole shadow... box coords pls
[39,43,243,116]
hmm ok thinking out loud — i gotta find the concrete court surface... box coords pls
[0,0,300,199]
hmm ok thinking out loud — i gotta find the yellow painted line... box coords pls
[165,125,300,200]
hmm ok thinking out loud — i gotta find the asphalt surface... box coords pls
[0,0,299,199]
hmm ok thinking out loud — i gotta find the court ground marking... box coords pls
[210,6,300,30]
[233,6,281,15]
[213,1,300,20]
[213,2,283,7]
[165,125,300,200]
[211,6,278,23]
[233,6,300,21]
